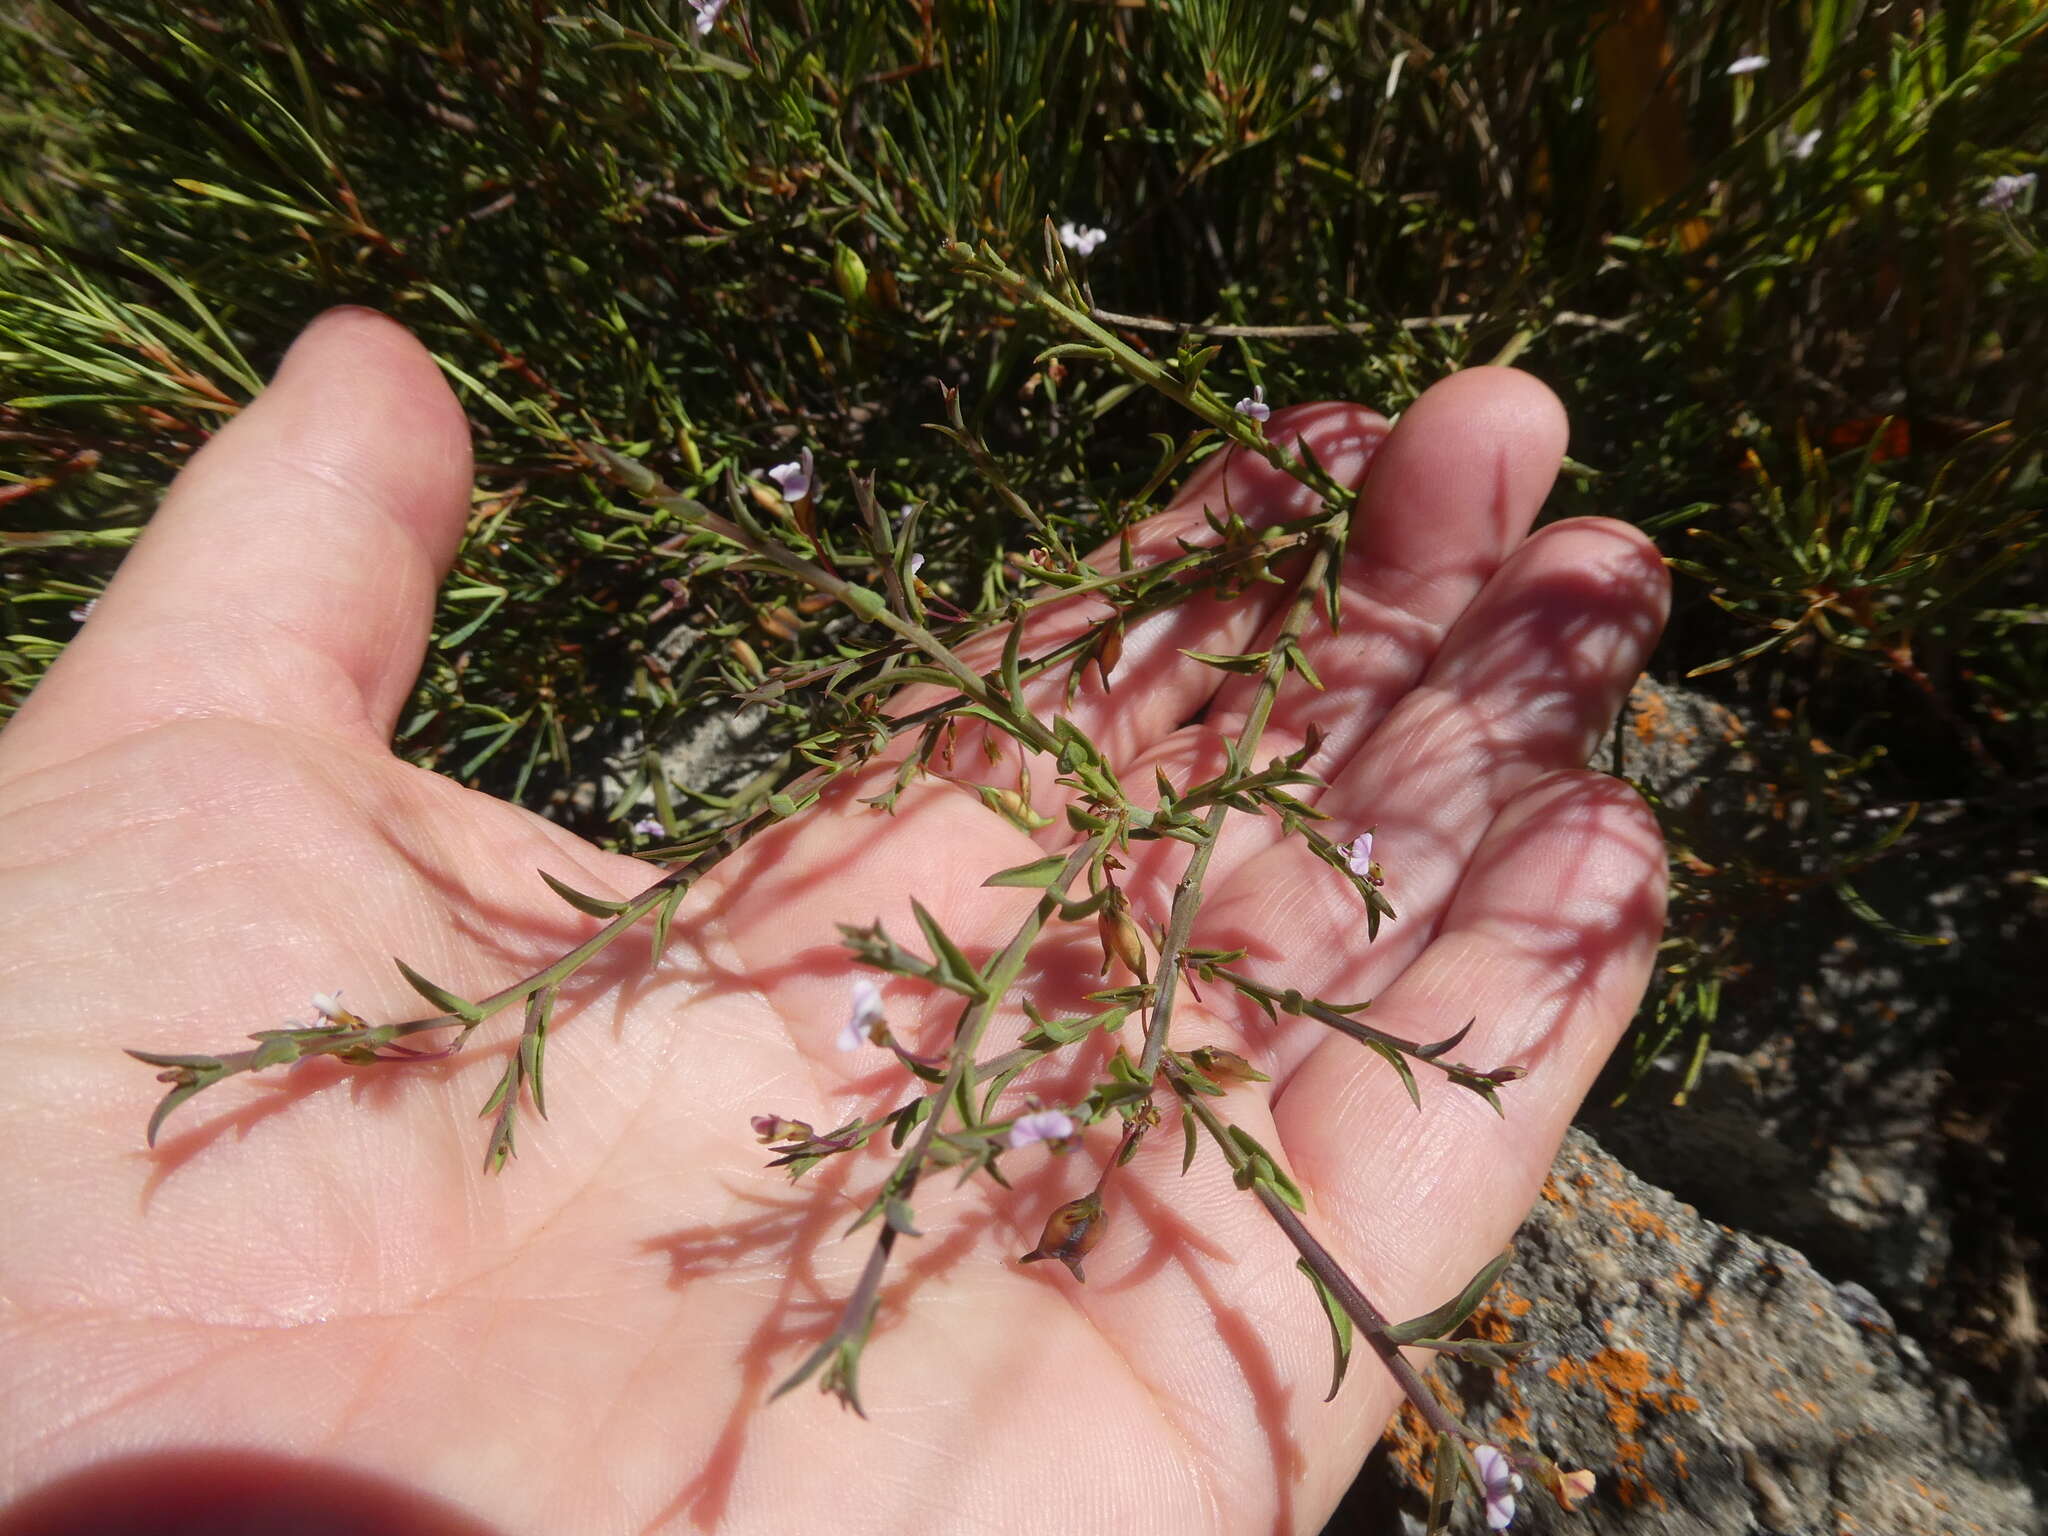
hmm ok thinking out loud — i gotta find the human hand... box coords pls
[0,310,1668,1534]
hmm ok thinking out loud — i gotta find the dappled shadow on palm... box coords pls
[637,1163,987,1530]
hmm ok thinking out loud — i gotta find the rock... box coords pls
[1359,1129,2039,1535]
[1592,676,1958,1310]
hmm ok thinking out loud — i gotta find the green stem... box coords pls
[584,442,1061,759]
[946,240,1358,509]
[1137,531,1342,1078]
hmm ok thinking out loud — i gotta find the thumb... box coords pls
[1,308,472,777]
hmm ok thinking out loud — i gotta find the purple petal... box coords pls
[1473,1445,1518,1527]
[1007,1109,1076,1148]
[840,978,885,1049]
[766,448,814,501]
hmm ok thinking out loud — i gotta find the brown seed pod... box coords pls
[1019,1191,1106,1282]
[1097,887,1148,980]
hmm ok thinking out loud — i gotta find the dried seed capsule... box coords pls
[1093,621,1124,687]
[1019,1191,1106,1282]
[1097,888,1148,980]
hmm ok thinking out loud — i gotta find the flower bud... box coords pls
[1019,1190,1106,1282]
[751,1114,814,1144]
[832,243,870,310]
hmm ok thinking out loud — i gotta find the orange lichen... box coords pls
[1667,1266,1730,1327]
[1633,689,1672,743]
[1604,1195,1678,1243]
[1544,1346,1699,1509]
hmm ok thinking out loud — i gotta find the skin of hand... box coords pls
[0,309,1669,1536]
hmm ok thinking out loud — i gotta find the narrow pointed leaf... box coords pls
[1297,1258,1355,1401]
[1369,1039,1420,1109]
[393,958,484,1022]
[145,1081,205,1147]
[650,884,684,967]
[522,987,554,1119]
[1384,1251,1513,1345]
[912,899,985,997]
[1424,1431,1463,1535]
[538,869,630,917]
[1414,1019,1475,1061]
[982,853,1070,889]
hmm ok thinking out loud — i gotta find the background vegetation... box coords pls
[4,0,2043,1500]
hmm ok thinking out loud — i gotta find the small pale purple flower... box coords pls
[909,553,926,577]
[766,447,814,502]
[1726,54,1768,75]
[630,815,665,838]
[1788,128,1821,161]
[1007,1109,1076,1149]
[1982,172,2037,210]
[1474,1444,1521,1531]
[1057,221,1107,257]
[1235,385,1271,423]
[1340,830,1375,879]
[69,598,98,623]
[689,0,727,36]
[838,978,885,1053]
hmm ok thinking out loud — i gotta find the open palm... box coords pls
[0,311,1668,1536]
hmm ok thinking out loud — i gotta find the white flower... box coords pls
[766,447,814,502]
[1007,1109,1077,1149]
[1474,1444,1522,1531]
[838,978,885,1052]
[310,991,348,1022]
[68,598,98,623]
[1788,128,1821,160]
[1726,54,1768,75]
[1340,830,1375,880]
[689,0,727,36]
[909,553,926,577]
[1057,221,1107,257]
[630,815,665,838]
[1234,385,1271,423]
[1982,172,2037,210]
